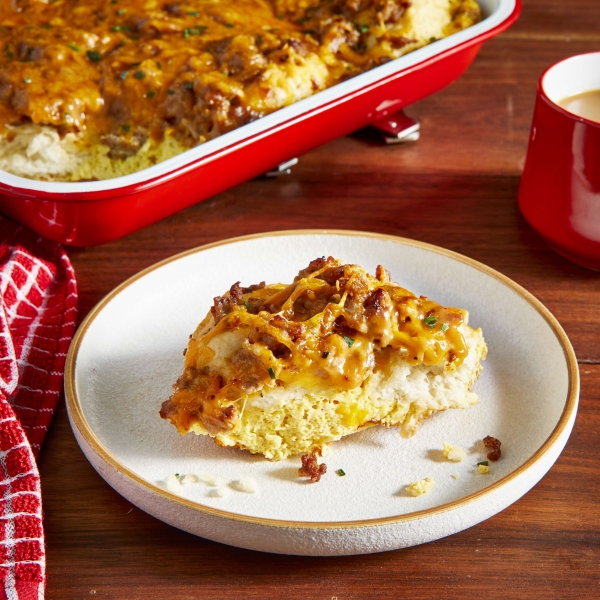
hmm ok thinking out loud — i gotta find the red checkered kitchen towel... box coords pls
[0,217,77,600]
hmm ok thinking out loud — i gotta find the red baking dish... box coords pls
[0,0,520,246]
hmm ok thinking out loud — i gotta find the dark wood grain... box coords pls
[35,1,599,597]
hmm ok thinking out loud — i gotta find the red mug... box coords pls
[519,52,600,271]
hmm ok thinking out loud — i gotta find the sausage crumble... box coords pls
[299,449,327,483]
[483,435,502,461]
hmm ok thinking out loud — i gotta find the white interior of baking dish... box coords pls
[0,0,515,195]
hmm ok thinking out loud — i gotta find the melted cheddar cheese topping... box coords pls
[0,0,480,173]
[162,257,472,436]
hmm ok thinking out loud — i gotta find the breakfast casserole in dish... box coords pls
[0,0,480,181]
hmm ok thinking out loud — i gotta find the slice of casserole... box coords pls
[160,257,487,460]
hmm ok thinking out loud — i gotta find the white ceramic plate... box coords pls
[65,231,579,556]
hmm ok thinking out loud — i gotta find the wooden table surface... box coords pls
[36,1,600,598]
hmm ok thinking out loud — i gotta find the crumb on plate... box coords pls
[483,435,502,461]
[208,486,229,498]
[196,473,224,487]
[165,474,184,494]
[406,477,435,496]
[299,449,327,482]
[443,442,467,462]
[181,474,198,485]
[231,477,258,494]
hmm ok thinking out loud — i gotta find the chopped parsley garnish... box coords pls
[322,351,329,359]
[188,11,199,16]
[429,37,437,42]
[267,367,276,380]
[117,8,126,15]
[185,81,193,90]
[175,473,180,478]
[184,27,204,37]
[343,336,355,347]
[87,50,102,62]
[42,24,52,29]
[111,25,121,32]
[166,89,175,95]
[68,43,80,52]
[6,51,13,58]
[356,24,369,32]
[441,322,449,332]
[225,23,234,28]
[336,469,346,476]
[424,316,438,328]
[119,70,128,80]
[146,91,155,98]
[134,70,145,79]
[23,78,32,84]
[243,301,252,311]
[477,461,489,467]
[255,35,263,45]
[156,61,161,69]
[122,124,131,132]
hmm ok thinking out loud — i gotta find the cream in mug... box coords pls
[557,89,600,123]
